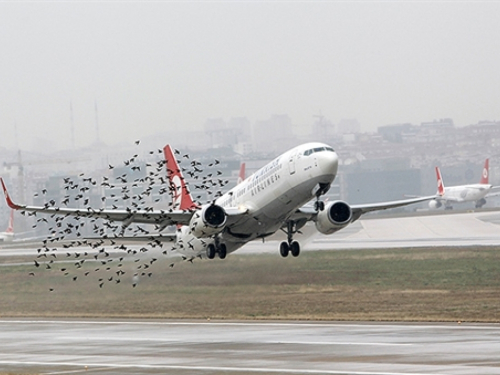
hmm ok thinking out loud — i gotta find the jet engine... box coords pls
[475,198,486,208]
[189,204,227,238]
[428,199,442,209]
[315,201,352,235]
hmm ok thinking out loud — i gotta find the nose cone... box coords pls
[318,150,339,178]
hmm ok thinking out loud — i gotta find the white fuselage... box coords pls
[440,184,492,204]
[174,142,338,257]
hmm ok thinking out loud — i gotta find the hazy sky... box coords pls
[1,1,500,150]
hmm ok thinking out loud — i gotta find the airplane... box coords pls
[1,142,434,259]
[429,159,499,210]
[0,209,14,243]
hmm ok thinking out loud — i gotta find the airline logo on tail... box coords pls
[435,167,445,196]
[163,145,198,211]
[480,158,489,185]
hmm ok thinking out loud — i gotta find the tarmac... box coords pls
[1,319,500,374]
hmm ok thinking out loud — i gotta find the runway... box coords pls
[1,319,500,374]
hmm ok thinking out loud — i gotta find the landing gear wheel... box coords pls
[280,241,289,258]
[206,244,216,259]
[290,241,300,257]
[218,243,227,260]
[315,200,325,211]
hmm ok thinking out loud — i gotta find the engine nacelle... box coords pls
[428,199,442,209]
[189,204,227,238]
[476,198,487,208]
[315,200,352,235]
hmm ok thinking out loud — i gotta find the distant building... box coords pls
[420,118,454,135]
[377,123,416,143]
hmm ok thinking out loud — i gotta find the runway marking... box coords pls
[273,340,413,346]
[43,367,113,375]
[57,335,413,347]
[1,319,499,331]
[0,360,448,375]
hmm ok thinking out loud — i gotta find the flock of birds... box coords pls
[23,140,235,290]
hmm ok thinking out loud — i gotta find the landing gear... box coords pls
[218,243,227,259]
[206,241,227,260]
[314,199,325,211]
[206,244,216,259]
[280,221,301,258]
[290,241,300,257]
[313,182,329,212]
[280,241,289,257]
[280,240,300,258]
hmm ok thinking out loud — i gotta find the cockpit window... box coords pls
[304,146,335,156]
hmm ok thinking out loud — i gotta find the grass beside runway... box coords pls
[1,246,500,322]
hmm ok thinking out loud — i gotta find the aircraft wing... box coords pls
[1,178,247,231]
[290,195,436,224]
[1,178,194,227]
[349,195,437,222]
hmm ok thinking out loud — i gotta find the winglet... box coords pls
[0,178,21,210]
[480,158,489,184]
[163,145,198,211]
[435,167,445,196]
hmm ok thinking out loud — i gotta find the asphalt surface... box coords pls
[0,319,499,375]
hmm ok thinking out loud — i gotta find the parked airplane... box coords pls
[429,159,499,210]
[0,209,14,243]
[1,142,433,259]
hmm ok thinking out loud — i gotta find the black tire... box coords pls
[280,241,289,257]
[290,241,300,257]
[315,200,325,211]
[218,243,227,260]
[206,244,216,259]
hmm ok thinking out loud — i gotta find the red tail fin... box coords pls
[480,158,489,184]
[435,167,445,196]
[6,209,13,234]
[0,178,21,210]
[237,162,246,185]
[163,145,198,211]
